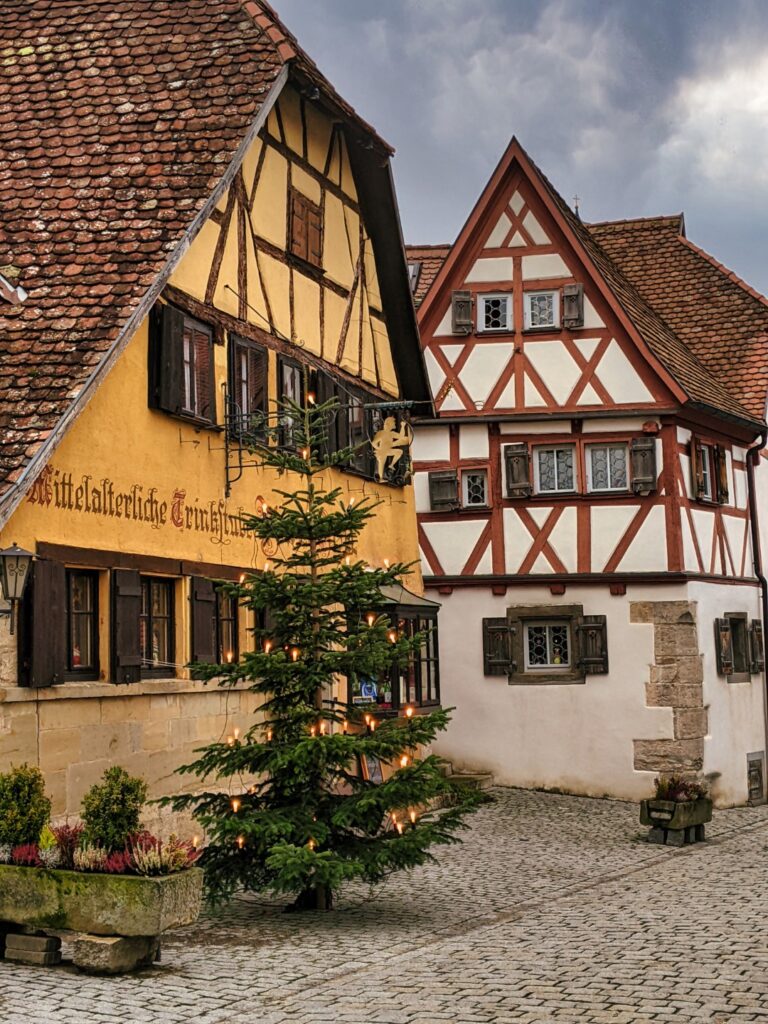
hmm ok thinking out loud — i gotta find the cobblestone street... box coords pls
[2,788,768,1023]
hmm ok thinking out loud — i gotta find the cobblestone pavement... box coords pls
[2,789,768,1023]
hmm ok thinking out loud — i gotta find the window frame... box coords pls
[700,443,714,501]
[181,314,215,422]
[523,289,560,330]
[139,576,176,679]
[215,588,239,666]
[508,604,592,685]
[64,569,100,681]
[460,467,489,509]
[726,611,751,683]
[228,334,268,442]
[585,443,629,494]
[477,292,513,334]
[523,620,572,673]
[532,444,577,495]
[288,186,323,270]
[278,356,305,449]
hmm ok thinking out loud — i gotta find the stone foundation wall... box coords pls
[630,600,707,775]
[0,680,260,838]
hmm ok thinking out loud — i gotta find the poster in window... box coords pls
[360,753,384,784]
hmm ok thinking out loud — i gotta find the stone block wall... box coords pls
[630,600,707,775]
[0,680,261,838]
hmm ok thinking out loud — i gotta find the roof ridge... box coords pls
[588,213,683,230]
[405,244,452,252]
[678,236,768,312]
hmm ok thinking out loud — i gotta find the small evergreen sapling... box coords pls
[81,766,147,851]
[168,390,485,908]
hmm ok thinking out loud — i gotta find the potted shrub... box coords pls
[639,774,713,846]
[0,765,203,973]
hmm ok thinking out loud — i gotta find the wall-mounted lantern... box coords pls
[0,543,34,634]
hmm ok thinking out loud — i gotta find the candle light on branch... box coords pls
[396,822,404,835]
[307,838,316,850]
[341,719,348,734]
[387,630,397,644]
[319,721,327,736]
[409,810,417,825]
[192,835,200,849]
[266,728,273,742]
[231,798,241,813]
[366,612,376,627]
[290,647,300,662]
[263,639,273,654]
[236,835,245,849]
[233,727,240,741]
[400,755,409,768]
[225,650,234,664]
[405,706,414,719]
[310,725,317,738]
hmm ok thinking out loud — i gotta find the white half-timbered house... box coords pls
[407,139,768,806]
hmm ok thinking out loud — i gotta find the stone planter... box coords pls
[0,865,203,973]
[639,797,713,846]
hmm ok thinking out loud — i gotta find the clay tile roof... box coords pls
[589,216,768,423]
[0,0,395,510]
[405,245,450,307]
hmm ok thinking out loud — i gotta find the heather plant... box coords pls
[82,767,147,851]
[0,764,50,847]
[130,833,199,876]
[73,844,109,873]
[654,774,709,802]
[11,843,41,867]
[51,823,84,869]
[0,843,11,863]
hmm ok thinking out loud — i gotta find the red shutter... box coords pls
[22,558,67,687]
[111,569,142,684]
[191,577,217,665]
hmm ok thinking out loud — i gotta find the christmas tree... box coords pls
[167,387,485,910]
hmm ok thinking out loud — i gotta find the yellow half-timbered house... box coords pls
[0,1,434,826]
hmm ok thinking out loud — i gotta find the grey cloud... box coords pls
[277,0,768,291]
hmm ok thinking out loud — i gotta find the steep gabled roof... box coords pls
[405,245,450,308]
[590,216,768,421]
[411,138,765,431]
[0,0,427,522]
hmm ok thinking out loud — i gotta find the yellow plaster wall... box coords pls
[167,84,396,397]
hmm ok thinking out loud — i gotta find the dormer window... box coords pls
[478,293,512,333]
[524,290,559,329]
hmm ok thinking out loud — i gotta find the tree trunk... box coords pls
[287,884,333,912]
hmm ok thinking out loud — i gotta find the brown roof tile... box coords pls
[405,245,450,307]
[0,0,396,508]
[589,216,768,422]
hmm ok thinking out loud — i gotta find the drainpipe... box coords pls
[746,427,768,799]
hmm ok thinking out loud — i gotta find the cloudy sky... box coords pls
[278,0,768,292]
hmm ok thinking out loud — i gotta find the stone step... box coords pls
[450,771,495,792]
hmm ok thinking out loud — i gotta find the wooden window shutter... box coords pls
[714,617,735,676]
[290,191,309,262]
[630,437,657,494]
[191,324,214,422]
[190,577,217,665]
[149,303,185,415]
[690,439,705,500]
[562,283,584,328]
[307,203,323,268]
[451,290,472,334]
[576,615,609,674]
[24,558,67,687]
[750,620,765,674]
[111,569,142,684]
[316,371,338,457]
[504,443,532,497]
[714,445,729,504]
[482,618,512,676]
[428,470,458,511]
[249,345,267,415]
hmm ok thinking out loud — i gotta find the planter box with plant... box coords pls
[0,765,203,973]
[640,774,713,846]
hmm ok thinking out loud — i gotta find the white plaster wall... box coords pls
[465,257,513,282]
[521,253,570,279]
[459,424,489,460]
[412,426,450,463]
[689,580,765,806]
[499,420,572,435]
[582,417,656,433]
[432,583,684,802]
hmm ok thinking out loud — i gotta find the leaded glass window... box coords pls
[478,294,511,332]
[524,290,558,329]
[587,444,628,492]
[525,622,570,670]
[534,446,575,493]
[461,469,488,507]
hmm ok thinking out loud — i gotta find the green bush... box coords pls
[0,764,51,846]
[81,767,147,851]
